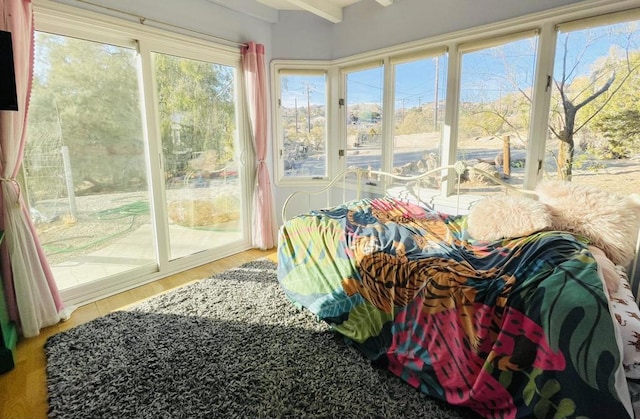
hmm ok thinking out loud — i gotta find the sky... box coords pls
[280,21,640,110]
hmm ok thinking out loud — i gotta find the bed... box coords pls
[276,163,640,418]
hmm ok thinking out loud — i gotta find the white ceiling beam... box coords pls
[375,0,394,6]
[287,0,343,23]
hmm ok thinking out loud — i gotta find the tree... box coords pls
[456,37,536,155]
[460,24,640,181]
[588,51,640,158]
[395,107,432,136]
[550,25,640,180]
[591,109,640,158]
[27,33,144,193]
[154,54,236,173]
[26,33,237,195]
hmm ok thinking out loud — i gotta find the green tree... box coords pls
[154,54,235,171]
[459,89,532,148]
[588,52,640,158]
[28,33,144,192]
[591,109,640,157]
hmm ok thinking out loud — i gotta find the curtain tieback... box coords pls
[0,177,22,205]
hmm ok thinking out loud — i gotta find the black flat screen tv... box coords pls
[0,30,18,111]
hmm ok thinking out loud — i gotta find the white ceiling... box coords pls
[205,0,394,24]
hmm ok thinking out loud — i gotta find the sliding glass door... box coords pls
[152,52,244,261]
[25,11,251,305]
[25,33,156,290]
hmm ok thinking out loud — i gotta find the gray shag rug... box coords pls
[45,259,478,418]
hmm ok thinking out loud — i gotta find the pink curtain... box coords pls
[242,42,275,249]
[0,0,65,337]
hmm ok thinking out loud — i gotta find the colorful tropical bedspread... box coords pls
[277,196,633,418]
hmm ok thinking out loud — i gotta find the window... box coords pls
[391,52,447,187]
[344,63,384,172]
[456,33,538,193]
[28,4,250,305]
[25,32,155,290]
[276,70,328,179]
[152,51,243,261]
[271,3,640,207]
[546,12,640,197]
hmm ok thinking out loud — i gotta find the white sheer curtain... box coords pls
[242,42,276,249]
[0,0,67,338]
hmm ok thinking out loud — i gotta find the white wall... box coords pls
[51,0,272,51]
[271,0,590,60]
[270,12,333,60]
[51,0,590,60]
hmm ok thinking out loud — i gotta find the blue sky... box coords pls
[281,21,639,110]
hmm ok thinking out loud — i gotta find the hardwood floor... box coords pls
[0,248,277,419]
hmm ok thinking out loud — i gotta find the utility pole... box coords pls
[434,56,439,130]
[306,83,312,133]
[295,98,299,134]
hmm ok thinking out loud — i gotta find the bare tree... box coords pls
[550,26,640,180]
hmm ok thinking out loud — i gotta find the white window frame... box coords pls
[271,63,331,185]
[32,1,253,305]
[271,1,640,198]
[388,48,449,172]
[339,60,386,173]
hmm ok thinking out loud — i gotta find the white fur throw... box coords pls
[467,195,553,241]
[536,181,640,267]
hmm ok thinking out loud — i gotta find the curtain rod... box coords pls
[73,0,248,49]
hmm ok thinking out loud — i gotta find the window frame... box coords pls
[271,1,640,199]
[388,48,449,176]
[454,30,540,191]
[271,64,331,184]
[340,60,386,174]
[31,1,253,305]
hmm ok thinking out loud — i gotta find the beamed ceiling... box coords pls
[204,0,394,24]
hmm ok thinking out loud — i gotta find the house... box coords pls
[1,0,640,416]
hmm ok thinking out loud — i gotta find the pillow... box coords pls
[467,195,552,241]
[536,181,640,266]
